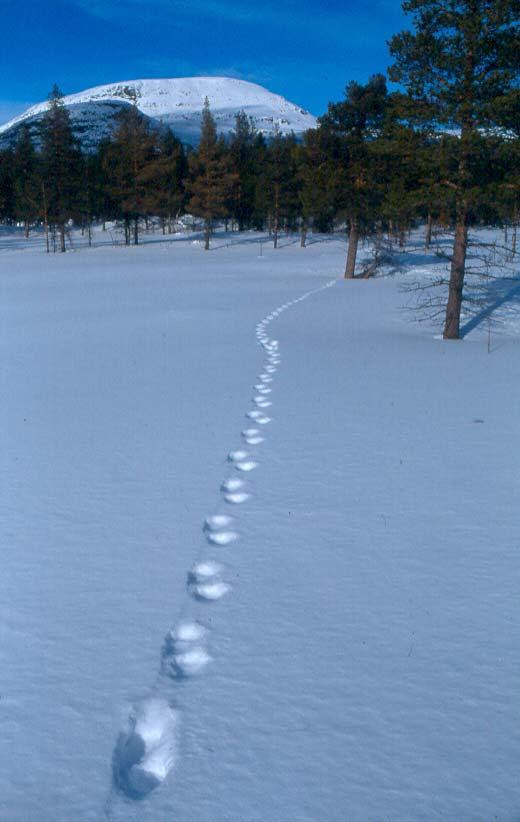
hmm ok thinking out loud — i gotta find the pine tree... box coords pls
[187,98,237,250]
[320,74,389,277]
[228,112,260,230]
[389,0,520,338]
[297,128,338,245]
[103,105,159,245]
[39,85,81,252]
[0,149,15,224]
[12,125,41,237]
[261,128,299,249]
[139,128,186,233]
[375,117,423,248]
[497,137,520,255]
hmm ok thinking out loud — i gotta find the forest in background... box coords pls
[0,0,518,339]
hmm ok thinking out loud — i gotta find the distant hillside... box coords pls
[0,77,317,150]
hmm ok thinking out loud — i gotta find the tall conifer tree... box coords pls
[389,0,520,338]
[13,125,40,237]
[320,75,388,277]
[187,98,236,250]
[40,85,80,252]
[104,106,158,245]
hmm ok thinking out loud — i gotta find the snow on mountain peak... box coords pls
[0,77,317,147]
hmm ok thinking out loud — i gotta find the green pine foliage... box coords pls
[39,85,82,251]
[389,0,520,337]
[0,148,15,223]
[1,30,518,318]
[102,105,160,245]
[12,125,40,236]
[319,74,390,276]
[186,98,237,249]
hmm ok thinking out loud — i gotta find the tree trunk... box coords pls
[443,107,473,340]
[133,218,139,246]
[345,220,359,279]
[59,223,66,253]
[204,219,210,250]
[300,221,307,248]
[273,185,280,249]
[425,213,433,249]
[443,215,468,339]
[42,183,50,254]
[24,221,29,239]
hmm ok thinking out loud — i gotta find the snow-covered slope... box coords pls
[0,77,317,148]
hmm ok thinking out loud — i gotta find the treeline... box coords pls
[0,0,519,338]
[0,88,320,253]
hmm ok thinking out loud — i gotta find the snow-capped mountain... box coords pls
[0,77,317,149]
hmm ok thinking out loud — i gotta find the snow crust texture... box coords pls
[108,277,335,809]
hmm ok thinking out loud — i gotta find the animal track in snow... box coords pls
[169,621,206,645]
[242,428,264,446]
[221,476,251,504]
[188,560,222,584]
[113,698,179,799]
[204,514,234,532]
[244,435,264,445]
[192,580,231,601]
[235,460,258,472]
[224,491,250,504]
[206,529,239,545]
[221,477,245,492]
[110,277,337,808]
[246,410,271,424]
[228,449,250,463]
[171,647,212,677]
[163,622,212,678]
[242,427,260,439]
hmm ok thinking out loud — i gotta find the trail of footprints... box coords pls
[111,280,336,804]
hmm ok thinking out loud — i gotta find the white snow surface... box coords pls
[0,77,317,146]
[1,225,520,821]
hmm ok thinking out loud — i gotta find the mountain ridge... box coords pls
[0,77,317,148]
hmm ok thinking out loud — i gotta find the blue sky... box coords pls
[1,0,406,123]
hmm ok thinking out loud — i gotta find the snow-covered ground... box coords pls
[1,226,520,821]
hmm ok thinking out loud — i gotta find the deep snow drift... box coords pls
[1,226,520,821]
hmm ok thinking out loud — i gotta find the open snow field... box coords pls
[1,227,520,821]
